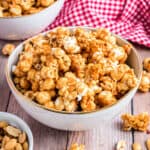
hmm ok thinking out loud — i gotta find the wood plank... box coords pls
[67,105,132,150]
[7,94,68,150]
[133,45,150,149]
[0,40,11,111]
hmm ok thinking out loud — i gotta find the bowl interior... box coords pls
[6,27,142,114]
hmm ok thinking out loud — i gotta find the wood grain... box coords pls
[0,41,11,111]
[67,105,132,150]
[133,46,150,149]
[7,94,68,150]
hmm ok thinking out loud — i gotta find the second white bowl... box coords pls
[0,112,33,150]
[0,0,64,40]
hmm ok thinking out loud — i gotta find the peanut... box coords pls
[146,139,150,150]
[4,139,17,150]
[132,143,142,150]
[23,141,29,150]
[116,140,126,150]
[18,132,27,144]
[5,125,21,137]
[16,143,23,150]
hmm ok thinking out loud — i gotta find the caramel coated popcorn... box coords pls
[12,27,138,112]
[0,0,56,17]
[121,112,150,132]
[138,57,150,93]
[70,143,85,150]
[143,57,150,73]
[2,43,15,56]
[0,121,29,150]
[138,71,150,92]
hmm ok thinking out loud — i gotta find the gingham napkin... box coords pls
[46,0,150,48]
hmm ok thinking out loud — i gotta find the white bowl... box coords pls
[6,27,142,131]
[0,112,33,149]
[0,0,64,40]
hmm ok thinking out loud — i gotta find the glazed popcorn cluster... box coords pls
[2,43,15,56]
[139,57,150,92]
[0,121,29,150]
[0,0,55,17]
[121,112,150,132]
[12,27,138,112]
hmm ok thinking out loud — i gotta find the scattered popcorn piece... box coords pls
[143,57,150,73]
[70,143,85,150]
[138,71,150,92]
[132,143,142,150]
[121,112,150,132]
[116,140,126,150]
[2,43,15,56]
[97,91,117,107]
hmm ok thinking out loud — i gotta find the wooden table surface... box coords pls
[0,40,150,150]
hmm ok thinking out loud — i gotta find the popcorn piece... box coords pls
[64,100,78,112]
[53,48,71,72]
[100,76,117,95]
[40,78,55,91]
[20,77,30,90]
[9,5,22,16]
[81,91,96,111]
[0,7,4,17]
[70,143,85,150]
[63,36,80,54]
[54,97,65,111]
[110,64,130,81]
[143,57,150,73]
[40,0,54,7]
[85,63,101,82]
[117,69,137,95]
[24,91,36,100]
[2,43,15,56]
[121,112,150,132]
[40,65,58,80]
[44,100,54,109]
[123,44,132,55]
[97,91,117,107]
[138,71,150,92]
[70,54,86,78]
[108,47,127,63]
[35,91,51,104]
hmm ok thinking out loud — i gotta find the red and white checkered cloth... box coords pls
[46,0,150,48]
